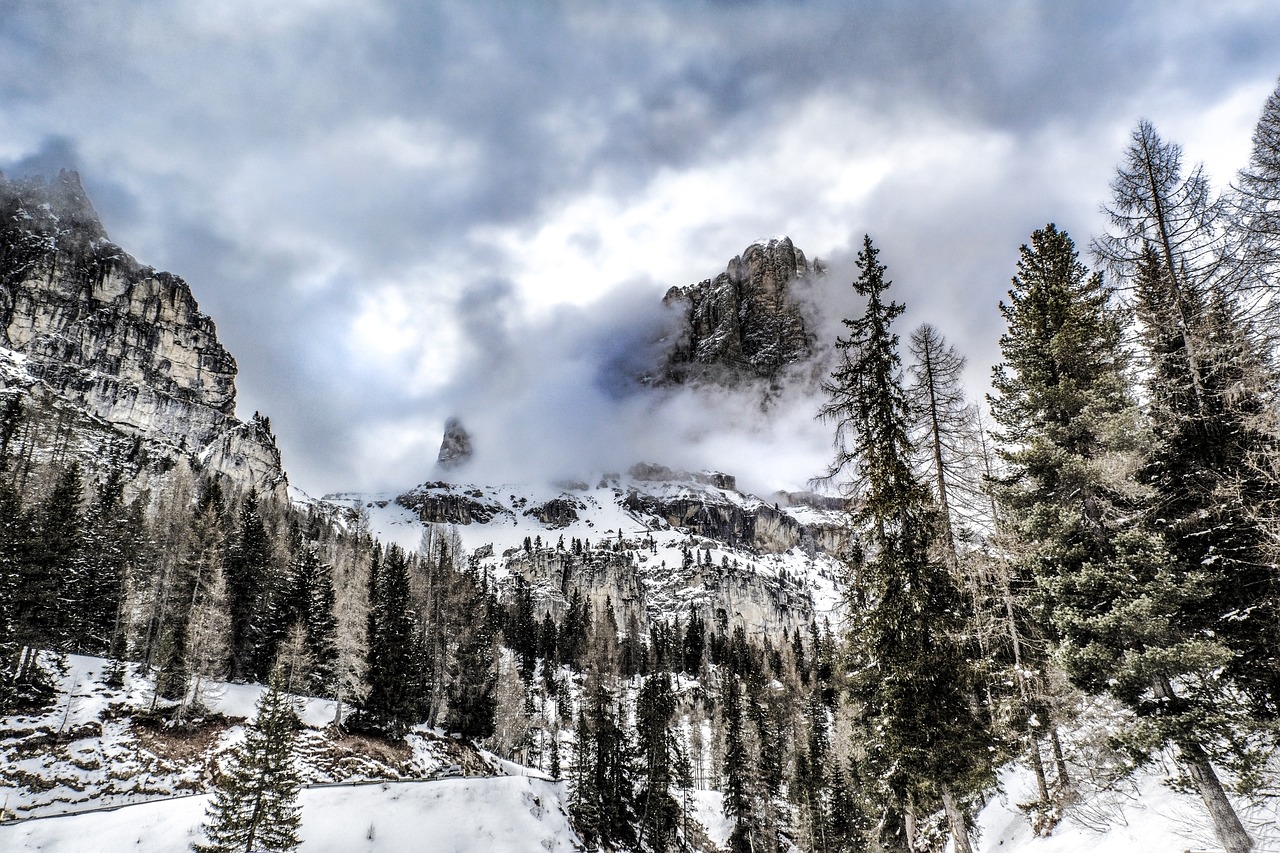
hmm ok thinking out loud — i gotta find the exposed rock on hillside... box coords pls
[0,170,285,496]
[436,416,473,471]
[653,236,821,386]
[374,467,850,640]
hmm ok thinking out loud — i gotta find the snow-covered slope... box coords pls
[0,776,580,853]
[0,656,498,822]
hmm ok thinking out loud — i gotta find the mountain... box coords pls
[325,460,850,642]
[0,170,285,497]
[651,235,823,387]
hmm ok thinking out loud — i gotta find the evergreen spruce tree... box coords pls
[358,544,425,735]
[571,675,638,850]
[445,597,497,741]
[0,480,22,711]
[819,235,989,853]
[194,669,302,853]
[637,671,679,853]
[988,223,1134,813]
[721,673,756,853]
[225,491,277,682]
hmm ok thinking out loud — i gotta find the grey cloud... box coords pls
[3,0,1278,495]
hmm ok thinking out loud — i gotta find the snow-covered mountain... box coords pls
[322,461,850,641]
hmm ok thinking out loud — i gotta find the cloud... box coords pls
[2,1,1278,495]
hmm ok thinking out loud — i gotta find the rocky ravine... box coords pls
[0,170,285,497]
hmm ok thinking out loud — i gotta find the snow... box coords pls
[324,472,850,631]
[0,776,581,853]
[966,762,1280,853]
[0,655,480,820]
[690,789,731,851]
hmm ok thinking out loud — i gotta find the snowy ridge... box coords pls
[322,466,849,637]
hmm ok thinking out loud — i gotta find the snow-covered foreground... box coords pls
[0,775,580,852]
[969,764,1280,853]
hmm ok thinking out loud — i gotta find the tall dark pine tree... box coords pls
[225,491,277,682]
[0,480,24,711]
[358,544,425,735]
[194,669,302,853]
[721,673,757,853]
[819,235,988,853]
[445,565,497,742]
[571,676,638,850]
[988,224,1133,812]
[637,671,679,853]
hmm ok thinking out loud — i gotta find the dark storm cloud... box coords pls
[2,0,1278,494]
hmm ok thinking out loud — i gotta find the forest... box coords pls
[3,79,1280,853]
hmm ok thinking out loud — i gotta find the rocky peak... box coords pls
[654,236,819,386]
[436,416,473,471]
[0,171,285,496]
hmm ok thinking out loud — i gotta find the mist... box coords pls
[414,243,885,499]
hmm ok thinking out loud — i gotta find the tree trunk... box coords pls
[940,785,974,853]
[1150,675,1253,853]
[1029,735,1051,807]
[1182,741,1254,853]
[903,795,917,851]
[1048,725,1070,788]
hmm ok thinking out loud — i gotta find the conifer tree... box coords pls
[225,491,277,682]
[988,223,1133,814]
[819,235,988,853]
[1232,76,1280,316]
[358,544,425,735]
[637,671,679,853]
[194,669,302,853]
[721,673,757,853]
[0,480,22,711]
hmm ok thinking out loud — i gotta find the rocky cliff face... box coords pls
[655,236,820,386]
[0,171,285,496]
[372,465,849,640]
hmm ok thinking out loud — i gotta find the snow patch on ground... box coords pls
[0,776,581,853]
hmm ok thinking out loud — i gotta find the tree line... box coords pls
[811,80,1280,853]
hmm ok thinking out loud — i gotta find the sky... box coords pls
[2,1,1279,497]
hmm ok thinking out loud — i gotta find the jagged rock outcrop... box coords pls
[654,236,820,386]
[0,170,285,496]
[502,540,817,639]
[435,416,473,471]
[396,482,511,525]
[524,497,582,528]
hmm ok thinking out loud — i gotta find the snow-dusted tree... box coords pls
[906,322,985,567]
[225,490,278,682]
[1233,76,1280,319]
[0,480,23,711]
[194,669,302,853]
[179,557,231,721]
[637,671,679,853]
[357,544,425,735]
[329,522,371,728]
[988,223,1134,817]
[819,235,989,853]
